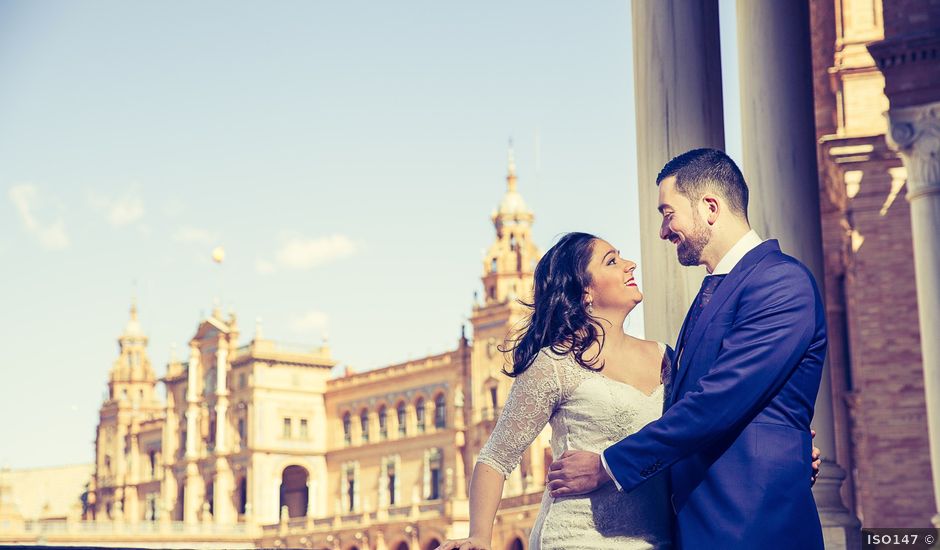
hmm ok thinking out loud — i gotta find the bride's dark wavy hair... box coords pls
[501,232,605,377]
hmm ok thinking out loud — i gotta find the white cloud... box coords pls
[88,190,144,227]
[274,234,357,270]
[255,259,276,274]
[289,310,330,336]
[38,220,70,249]
[174,226,218,246]
[8,184,70,250]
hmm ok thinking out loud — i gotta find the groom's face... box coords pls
[658,176,711,266]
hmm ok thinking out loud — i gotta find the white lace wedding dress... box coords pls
[477,344,673,549]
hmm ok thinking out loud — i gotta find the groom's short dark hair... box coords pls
[656,148,749,219]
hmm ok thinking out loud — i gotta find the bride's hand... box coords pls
[436,537,491,550]
[810,429,822,486]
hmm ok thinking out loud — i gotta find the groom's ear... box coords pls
[702,195,720,225]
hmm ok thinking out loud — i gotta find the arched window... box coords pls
[283,417,292,439]
[360,409,369,443]
[434,394,447,429]
[378,405,388,440]
[342,412,351,445]
[385,456,399,506]
[237,476,247,516]
[425,448,443,500]
[148,450,157,479]
[279,466,309,518]
[146,493,157,521]
[342,462,358,512]
[206,481,214,517]
[396,401,407,437]
[415,397,426,434]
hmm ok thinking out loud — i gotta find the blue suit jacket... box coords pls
[603,240,825,549]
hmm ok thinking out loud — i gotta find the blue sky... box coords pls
[0,1,744,469]
[0,1,643,469]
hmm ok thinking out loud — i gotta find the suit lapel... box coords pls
[670,240,781,403]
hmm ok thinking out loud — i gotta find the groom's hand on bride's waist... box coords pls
[546,450,612,497]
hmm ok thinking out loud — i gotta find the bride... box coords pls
[441,231,673,549]
[438,232,819,550]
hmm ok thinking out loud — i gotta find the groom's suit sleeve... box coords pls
[603,261,818,493]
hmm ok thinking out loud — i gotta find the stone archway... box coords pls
[279,465,309,518]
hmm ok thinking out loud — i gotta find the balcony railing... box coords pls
[19,519,251,537]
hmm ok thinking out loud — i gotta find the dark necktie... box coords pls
[684,274,727,341]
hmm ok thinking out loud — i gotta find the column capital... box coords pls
[886,100,940,200]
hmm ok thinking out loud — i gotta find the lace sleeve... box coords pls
[476,351,562,478]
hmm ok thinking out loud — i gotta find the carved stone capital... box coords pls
[886,101,940,200]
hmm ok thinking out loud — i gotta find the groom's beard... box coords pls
[676,215,711,266]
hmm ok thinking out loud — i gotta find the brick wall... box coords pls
[842,160,933,527]
[812,0,935,527]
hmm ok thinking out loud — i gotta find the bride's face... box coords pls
[584,239,642,315]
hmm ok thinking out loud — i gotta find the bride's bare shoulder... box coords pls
[628,337,665,357]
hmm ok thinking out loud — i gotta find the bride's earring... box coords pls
[586,300,594,315]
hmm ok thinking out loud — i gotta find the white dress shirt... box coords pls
[600,229,764,490]
[711,229,763,275]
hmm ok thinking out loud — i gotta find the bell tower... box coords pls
[480,145,539,306]
[92,301,162,521]
[467,145,545,494]
[108,301,158,406]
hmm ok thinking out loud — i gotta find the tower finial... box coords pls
[507,138,517,192]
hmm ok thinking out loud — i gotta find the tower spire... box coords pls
[482,146,539,306]
[123,298,143,338]
[507,139,518,192]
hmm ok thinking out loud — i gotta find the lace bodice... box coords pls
[478,344,670,477]
[477,343,674,549]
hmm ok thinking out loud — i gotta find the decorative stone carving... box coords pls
[886,101,940,199]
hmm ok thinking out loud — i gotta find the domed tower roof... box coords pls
[480,142,541,306]
[109,300,153,387]
[491,145,534,236]
[123,301,143,338]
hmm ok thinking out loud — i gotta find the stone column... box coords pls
[125,427,140,523]
[632,0,725,344]
[735,1,860,547]
[184,342,201,524]
[213,340,235,524]
[161,470,177,523]
[885,101,940,526]
[215,342,229,452]
[184,463,201,525]
[307,478,318,518]
[185,343,200,459]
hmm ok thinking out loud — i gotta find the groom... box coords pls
[547,149,825,549]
